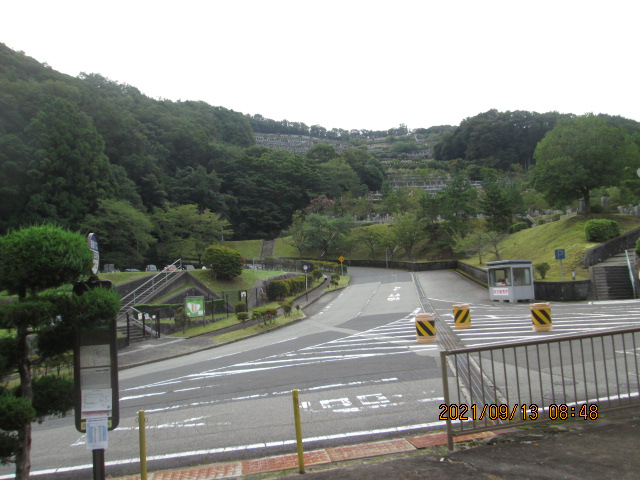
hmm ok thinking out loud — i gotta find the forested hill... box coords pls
[0,43,387,244]
[433,109,640,173]
[3,42,639,251]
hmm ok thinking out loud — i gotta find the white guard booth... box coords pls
[486,260,535,303]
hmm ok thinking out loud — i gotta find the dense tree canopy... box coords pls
[480,175,525,232]
[81,198,157,268]
[434,109,564,170]
[0,43,395,251]
[0,225,120,479]
[531,115,640,213]
[201,245,244,280]
[4,43,640,269]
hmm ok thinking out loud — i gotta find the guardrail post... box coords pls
[126,312,130,347]
[292,389,305,473]
[440,351,454,450]
[138,410,147,480]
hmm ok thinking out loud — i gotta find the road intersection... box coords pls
[3,267,639,479]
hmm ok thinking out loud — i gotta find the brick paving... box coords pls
[109,431,501,480]
[152,462,243,479]
[242,450,330,474]
[326,438,415,462]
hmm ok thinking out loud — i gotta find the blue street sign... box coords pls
[555,249,566,260]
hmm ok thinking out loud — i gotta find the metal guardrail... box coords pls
[118,259,183,318]
[440,327,640,449]
[625,249,637,298]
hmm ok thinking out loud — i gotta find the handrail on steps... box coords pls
[625,250,638,299]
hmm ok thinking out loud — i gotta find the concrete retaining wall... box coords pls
[583,228,640,267]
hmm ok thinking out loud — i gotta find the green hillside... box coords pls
[464,214,640,281]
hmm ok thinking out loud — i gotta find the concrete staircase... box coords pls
[117,322,145,343]
[259,239,275,260]
[116,270,189,344]
[591,250,637,300]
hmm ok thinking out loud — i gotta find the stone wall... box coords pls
[583,228,640,267]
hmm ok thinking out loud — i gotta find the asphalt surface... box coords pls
[114,272,640,480]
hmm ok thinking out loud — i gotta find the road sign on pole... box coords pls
[555,249,566,280]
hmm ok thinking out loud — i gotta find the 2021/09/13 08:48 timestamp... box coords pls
[439,403,599,421]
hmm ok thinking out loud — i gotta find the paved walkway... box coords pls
[110,406,640,480]
[113,273,640,480]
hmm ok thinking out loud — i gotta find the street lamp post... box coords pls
[303,264,308,301]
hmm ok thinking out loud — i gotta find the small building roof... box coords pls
[486,260,533,267]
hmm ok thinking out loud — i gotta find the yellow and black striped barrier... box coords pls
[415,313,436,343]
[530,302,552,331]
[453,304,471,329]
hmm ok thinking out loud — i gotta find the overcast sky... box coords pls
[2,0,638,131]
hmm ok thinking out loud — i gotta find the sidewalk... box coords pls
[115,281,640,480]
[111,406,640,480]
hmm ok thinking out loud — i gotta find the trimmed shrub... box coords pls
[235,301,247,314]
[585,219,620,242]
[287,275,306,294]
[534,262,551,280]
[281,300,293,316]
[201,245,244,280]
[174,307,191,333]
[266,280,290,301]
[252,307,277,324]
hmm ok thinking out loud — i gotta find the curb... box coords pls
[118,281,342,370]
[110,428,512,480]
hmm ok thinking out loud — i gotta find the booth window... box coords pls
[512,267,532,286]
[489,268,511,286]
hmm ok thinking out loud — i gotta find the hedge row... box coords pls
[265,275,307,301]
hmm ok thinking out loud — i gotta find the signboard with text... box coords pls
[74,316,119,434]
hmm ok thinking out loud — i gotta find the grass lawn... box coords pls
[99,266,285,289]
[99,271,155,285]
[463,214,640,281]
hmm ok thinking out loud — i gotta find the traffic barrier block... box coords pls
[453,304,471,329]
[415,313,436,343]
[530,302,552,331]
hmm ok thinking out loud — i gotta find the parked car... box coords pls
[145,264,157,272]
[164,265,178,271]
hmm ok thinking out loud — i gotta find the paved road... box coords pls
[3,267,639,479]
[418,269,640,347]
